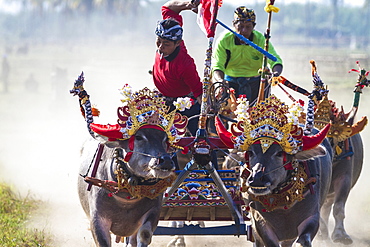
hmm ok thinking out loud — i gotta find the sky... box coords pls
[223,0,365,7]
[0,0,366,14]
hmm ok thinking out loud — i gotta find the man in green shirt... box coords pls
[212,6,283,105]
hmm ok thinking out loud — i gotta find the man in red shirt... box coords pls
[152,0,201,136]
[153,0,219,172]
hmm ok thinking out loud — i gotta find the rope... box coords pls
[79,146,99,178]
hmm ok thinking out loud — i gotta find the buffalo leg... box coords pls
[280,239,295,247]
[135,212,161,247]
[319,194,334,240]
[126,235,137,247]
[90,216,112,247]
[254,225,280,247]
[296,215,320,247]
[331,174,353,245]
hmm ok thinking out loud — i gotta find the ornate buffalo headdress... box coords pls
[314,95,368,146]
[314,60,369,149]
[216,95,330,154]
[90,85,189,145]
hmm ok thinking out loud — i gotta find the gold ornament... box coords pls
[314,95,353,147]
[314,95,332,130]
[117,87,188,144]
[232,95,303,154]
[248,162,309,211]
[116,167,176,200]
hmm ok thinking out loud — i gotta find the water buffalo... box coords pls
[215,94,333,247]
[319,133,363,245]
[223,126,365,246]
[313,95,367,245]
[78,128,176,247]
[244,138,333,247]
[217,129,333,246]
[71,79,189,246]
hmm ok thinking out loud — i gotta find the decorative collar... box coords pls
[246,162,316,212]
[83,149,176,200]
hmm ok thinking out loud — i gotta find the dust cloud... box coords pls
[1,9,370,247]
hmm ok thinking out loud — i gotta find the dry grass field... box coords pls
[1,41,370,246]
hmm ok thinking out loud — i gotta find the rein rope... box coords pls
[79,145,99,178]
[83,147,176,200]
[263,160,297,175]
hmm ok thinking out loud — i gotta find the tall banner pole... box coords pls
[257,0,279,103]
[197,0,220,136]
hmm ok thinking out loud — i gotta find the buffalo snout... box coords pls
[248,163,270,188]
[157,154,175,171]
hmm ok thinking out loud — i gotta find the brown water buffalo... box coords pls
[78,128,176,247]
[319,133,364,245]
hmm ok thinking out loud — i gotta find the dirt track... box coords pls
[1,42,370,247]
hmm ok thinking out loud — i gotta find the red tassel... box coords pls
[181,146,189,154]
[108,193,113,197]
[128,135,135,151]
[284,162,294,170]
[124,152,133,162]
[283,153,294,170]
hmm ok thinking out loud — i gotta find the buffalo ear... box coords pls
[294,145,327,161]
[104,140,128,149]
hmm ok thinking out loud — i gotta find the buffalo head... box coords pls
[246,141,327,196]
[214,95,331,198]
[91,124,175,179]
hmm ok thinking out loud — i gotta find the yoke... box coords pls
[153,144,252,238]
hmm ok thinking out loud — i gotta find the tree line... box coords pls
[0,0,369,49]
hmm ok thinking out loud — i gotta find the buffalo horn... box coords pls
[215,115,234,148]
[302,123,331,151]
[90,123,122,140]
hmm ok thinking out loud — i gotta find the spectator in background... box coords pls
[2,55,10,93]
[24,73,38,93]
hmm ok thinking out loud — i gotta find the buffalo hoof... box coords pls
[167,236,186,247]
[167,238,177,247]
[332,232,353,245]
[316,231,329,241]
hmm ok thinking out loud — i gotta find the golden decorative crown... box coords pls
[314,95,367,148]
[314,95,351,144]
[117,87,188,144]
[231,95,304,154]
[314,95,332,131]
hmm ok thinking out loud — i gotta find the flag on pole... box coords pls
[197,0,222,38]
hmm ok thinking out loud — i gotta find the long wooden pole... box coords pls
[257,0,276,103]
[197,0,219,135]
